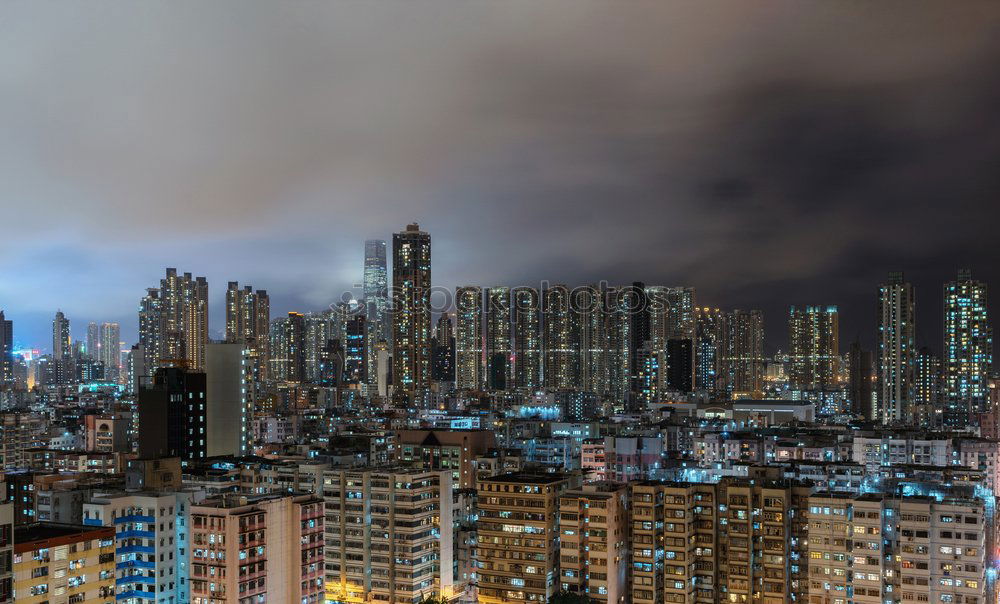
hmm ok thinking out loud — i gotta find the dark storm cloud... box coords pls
[1,0,998,351]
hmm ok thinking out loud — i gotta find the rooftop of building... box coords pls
[479,471,573,485]
[14,522,112,553]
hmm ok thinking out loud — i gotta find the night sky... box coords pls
[2,1,999,355]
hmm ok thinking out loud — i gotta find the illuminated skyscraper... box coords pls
[52,311,70,361]
[877,272,915,424]
[788,305,839,391]
[720,309,764,399]
[364,239,389,386]
[139,268,208,371]
[695,307,724,393]
[606,286,632,405]
[270,311,306,382]
[343,314,367,384]
[625,282,649,396]
[86,321,100,360]
[304,311,335,382]
[913,346,942,428]
[943,269,992,426]
[666,286,697,340]
[391,223,431,402]
[0,311,12,389]
[578,284,608,395]
[512,287,541,390]
[99,322,121,382]
[542,284,578,389]
[225,281,270,381]
[138,288,163,375]
[485,287,512,390]
[455,286,483,390]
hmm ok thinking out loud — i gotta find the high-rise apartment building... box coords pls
[542,284,578,390]
[322,468,456,603]
[913,346,942,428]
[83,489,196,604]
[666,287,697,341]
[664,338,694,393]
[848,338,874,420]
[621,283,650,398]
[87,321,100,360]
[190,493,324,604]
[0,311,12,389]
[205,342,254,457]
[138,269,209,372]
[695,307,723,393]
[137,366,207,461]
[557,483,629,604]
[224,281,270,380]
[605,287,632,405]
[512,287,541,390]
[432,314,455,382]
[943,269,993,426]
[99,322,121,382]
[720,309,764,399]
[807,492,986,604]
[270,311,306,383]
[476,472,580,604]
[392,224,432,403]
[455,286,483,390]
[630,481,719,604]
[52,311,70,361]
[877,272,915,424]
[788,305,840,391]
[579,284,609,396]
[343,314,367,384]
[486,287,512,390]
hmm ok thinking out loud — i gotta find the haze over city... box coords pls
[3,1,1000,350]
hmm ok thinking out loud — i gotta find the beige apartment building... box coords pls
[323,467,458,603]
[558,482,629,604]
[476,472,580,604]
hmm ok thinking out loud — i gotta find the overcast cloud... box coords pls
[2,1,999,352]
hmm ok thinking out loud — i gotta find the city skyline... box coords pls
[2,2,1000,352]
[1,248,996,361]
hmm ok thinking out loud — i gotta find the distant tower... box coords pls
[455,286,483,390]
[485,287,512,390]
[848,338,874,420]
[788,305,839,391]
[695,307,724,394]
[391,223,431,403]
[542,284,578,389]
[512,287,541,390]
[0,310,12,388]
[877,271,915,424]
[87,322,100,360]
[52,311,71,361]
[100,323,121,382]
[364,240,389,387]
[432,314,455,382]
[225,282,270,380]
[139,268,208,371]
[943,269,992,426]
[720,309,764,399]
[270,312,306,383]
[578,284,608,396]
[913,346,942,428]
